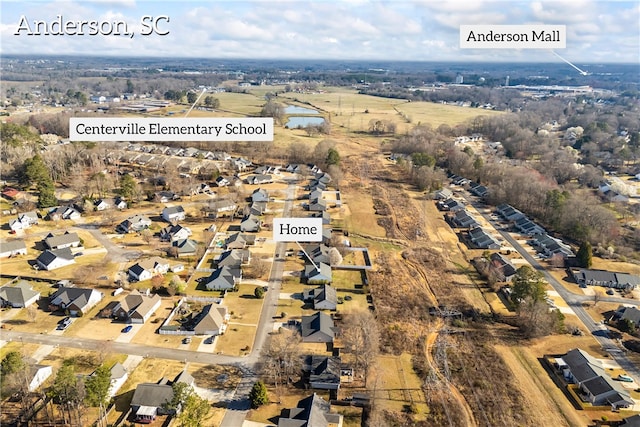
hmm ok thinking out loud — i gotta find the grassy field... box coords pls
[375,353,428,420]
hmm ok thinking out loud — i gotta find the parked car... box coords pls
[182,337,191,344]
[606,289,615,295]
[122,325,133,333]
[618,374,634,382]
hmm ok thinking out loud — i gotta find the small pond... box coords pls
[285,116,326,128]
[284,105,319,115]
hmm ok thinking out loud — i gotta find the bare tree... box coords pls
[261,328,302,400]
[342,309,380,386]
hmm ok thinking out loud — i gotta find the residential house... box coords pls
[0,280,40,308]
[154,191,180,203]
[468,227,500,249]
[469,182,488,198]
[617,306,640,328]
[450,210,479,228]
[207,199,238,217]
[36,248,76,271]
[304,284,337,310]
[128,257,170,282]
[44,232,80,250]
[308,198,327,212]
[114,197,128,210]
[437,198,465,212]
[496,204,525,222]
[531,234,574,258]
[203,266,242,291]
[248,201,267,216]
[277,393,343,427]
[0,240,27,258]
[621,415,640,427]
[224,232,256,249]
[230,157,252,171]
[8,211,39,231]
[245,174,273,185]
[322,228,333,246]
[311,211,331,225]
[285,164,304,174]
[116,214,152,233]
[191,304,230,335]
[49,286,103,316]
[571,269,640,290]
[434,188,453,200]
[251,188,269,203]
[303,356,342,390]
[303,244,331,266]
[240,214,261,232]
[130,383,174,423]
[48,205,81,221]
[514,217,545,236]
[489,253,518,282]
[215,176,231,187]
[106,363,128,397]
[160,224,192,242]
[305,263,332,285]
[172,239,198,257]
[216,249,251,268]
[93,199,110,211]
[254,165,280,175]
[162,206,186,223]
[2,187,20,200]
[111,290,162,324]
[27,365,53,392]
[309,188,323,202]
[561,348,633,409]
[301,312,335,343]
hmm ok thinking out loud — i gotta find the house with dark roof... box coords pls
[468,227,500,249]
[130,383,174,423]
[561,348,633,409]
[225,232,256,249]
[304,284,337,310]
[437,198,465,212]
[303,356,342,390]
[93,199,110,211]
[160,224,192,242]
[49,286,103,316]
[44,232,80,250]
[305,263,332,285]
[531,234,574,258]
[48,205,81,220]
[128,257,170,282]
[450,210,479,228]
[0,280,40,308]
[301,312,335,343]
[154,191,180,203]
[277,393,343,427]
[111,290,162,324]
[0,240,27,258]
[203,266,242,291]
[215,175,231,187]
[571,269,640,290]
[162,206,186,223]
[116,214,152,233]
[489,253,518,282]
[36,248,76,271]
[249,201,268,216]
[621,414,640,427]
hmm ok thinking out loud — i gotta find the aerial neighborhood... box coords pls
[1,53,640,427]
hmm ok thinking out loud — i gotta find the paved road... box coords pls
[468,198,640,381]
[219,177,298,427]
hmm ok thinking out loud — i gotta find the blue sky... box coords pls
[1,0,638,63]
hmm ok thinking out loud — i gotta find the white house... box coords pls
[162,206,186,223]
[0,240,27,258]
[36,248,76,271]
[28,365,53,392]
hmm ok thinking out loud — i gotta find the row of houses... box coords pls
[496,204,546,236]
[571,269,640,290]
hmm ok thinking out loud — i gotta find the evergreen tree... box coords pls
[37,179,57,208]
[84,364,111,408]
[1,351,24,376]
[326,148,340,166]
[178,393,211,427]
[577,241,593,268]
[119,174,138,199]
[249,381,268,408]
[511,265,546,307]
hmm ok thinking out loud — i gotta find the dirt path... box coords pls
[424,322,478,427]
